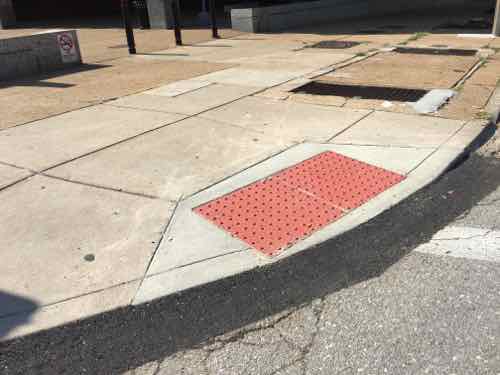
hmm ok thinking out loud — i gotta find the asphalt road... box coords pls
[1,134,499,375]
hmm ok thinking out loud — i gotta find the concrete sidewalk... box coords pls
[0,14,499,342]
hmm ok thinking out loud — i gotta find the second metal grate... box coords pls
[291,82,428,102]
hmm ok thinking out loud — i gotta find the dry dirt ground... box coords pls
[0,23,240,129]
[1,12,498,128]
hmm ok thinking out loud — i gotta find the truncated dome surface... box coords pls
[194,151,405,256]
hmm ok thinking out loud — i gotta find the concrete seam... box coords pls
[144,248,251,280]
[406,120,471,175]
[102,102,190,117]
[0,102,98,133]
[39,173,162,200]
[131,197,182,304]
[37,114,190,174]
[326,109,375,142]
[327,142,434,149]
[452,58,485,89]
[485,84,500,124]
[0,173,35,194]
[408,125,467,174]
[0,159,35,171]
[182,142,300,200]
[0,57,234,134]
[0,278,143,323]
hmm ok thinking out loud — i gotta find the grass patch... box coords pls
[400,32,430,45]
[475,111,491,120]
[455,83,465,92]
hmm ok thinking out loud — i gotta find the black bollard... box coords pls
[171,0,183,45]
[121,0,136,54]
[209,0,219,39]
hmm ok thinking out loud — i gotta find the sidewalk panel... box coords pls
[0,175,173,317]
[200,96,370,143]
[0,164,32,189]
[47,117,289,200]
[331,111,465,148]
[108,84,262,115]
[0,105,184,171]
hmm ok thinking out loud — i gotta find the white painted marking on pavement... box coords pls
[414,226,500,263]
[457,33,495,38]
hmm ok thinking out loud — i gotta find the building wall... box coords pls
[12,0,121,21]
[231,0,493,32]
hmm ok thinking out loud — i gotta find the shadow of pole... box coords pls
[1,154,500,375]
[0,292,38,339]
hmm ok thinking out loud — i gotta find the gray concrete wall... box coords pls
[0,0,16,28]
[231,0,489,33]
[0,30,82,81]
[147,0,180,29]
[494,0,500,36]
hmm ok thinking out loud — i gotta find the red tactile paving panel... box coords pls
[272,152,405,210]
[194,178,343,256]
[194,151,405,256]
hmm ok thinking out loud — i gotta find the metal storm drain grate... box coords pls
[194,152,405,256]
[291,82,428,102]
[308,40,361,49]
[394,47,477,57]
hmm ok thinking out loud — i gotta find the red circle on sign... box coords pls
[59,34,74,51]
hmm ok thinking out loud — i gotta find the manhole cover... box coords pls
[194,152,405,256]
[308,40,361,49]
[394,47,477,57]
[291,82,428,102]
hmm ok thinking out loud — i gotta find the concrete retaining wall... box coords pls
[231,0,489,33]
[0,29,82,82]
[147,0,180,29]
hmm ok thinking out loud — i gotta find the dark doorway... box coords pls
[12,0,122,21]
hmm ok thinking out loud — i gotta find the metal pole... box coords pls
[209,0,219,38]
[493,0,500,37]
[171,0,182,45]
[121,0,136,54]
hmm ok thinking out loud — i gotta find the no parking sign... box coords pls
[57,32,79,63]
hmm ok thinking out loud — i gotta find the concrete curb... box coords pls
[133,118,493,306]
[486,84,500,125]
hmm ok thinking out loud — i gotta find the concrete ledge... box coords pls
[230,0,482,33]
[147,0,180,29]
[0,29,82,81]
[486,85,500,124]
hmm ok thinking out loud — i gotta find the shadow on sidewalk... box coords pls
[1,151,500,374]
[0,292,38,340]
[0,64,111,89]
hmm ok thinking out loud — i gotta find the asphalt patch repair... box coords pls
[195,151,405,256]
